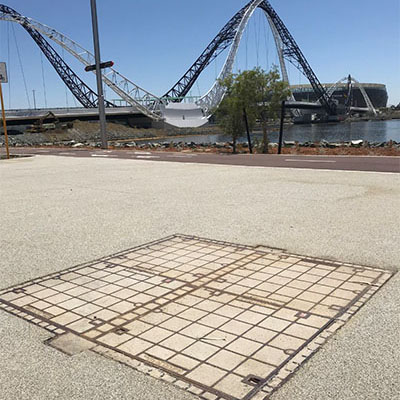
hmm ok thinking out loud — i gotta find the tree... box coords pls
[214,75,245,154]
[216,66,290,153]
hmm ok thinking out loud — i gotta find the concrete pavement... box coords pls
[0,155,399,399]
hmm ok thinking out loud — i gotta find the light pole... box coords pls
[90,0,107,149]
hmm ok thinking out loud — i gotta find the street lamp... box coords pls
[90,0,107,149]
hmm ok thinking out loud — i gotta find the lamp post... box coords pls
[90,0,107,149]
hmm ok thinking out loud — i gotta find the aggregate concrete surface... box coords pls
[0,155,399,400]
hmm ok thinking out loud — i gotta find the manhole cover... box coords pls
[0,235,393,400]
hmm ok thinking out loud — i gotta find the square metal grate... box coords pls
[0,235,393,400]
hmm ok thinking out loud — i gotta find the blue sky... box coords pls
[0,0,399,109]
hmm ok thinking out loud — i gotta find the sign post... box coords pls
[243,107,253,154]
[278,101,285,155]
[0,62,9,159]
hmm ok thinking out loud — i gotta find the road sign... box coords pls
[84,61,114,72]
[0,62,8,84]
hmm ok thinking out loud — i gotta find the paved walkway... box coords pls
[0,155,399,400]
[11,147,400,173]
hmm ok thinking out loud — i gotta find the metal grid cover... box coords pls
[0,235,393,400]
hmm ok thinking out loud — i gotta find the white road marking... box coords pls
[58,152,76,156]
[167,154,197,158]
[136,155,160,159]
[285,159,336,163]
[134,152,151,155]
[91,154,110,157]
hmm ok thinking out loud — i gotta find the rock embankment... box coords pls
[1,120,399,156]
[2,138,399,156]
[0,120,222,146]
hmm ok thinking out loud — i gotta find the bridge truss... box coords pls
[325,75,377,115]
[168,0,337,118]
[1,1,338,127]
[0,5,116,109]
[0,4,165,120]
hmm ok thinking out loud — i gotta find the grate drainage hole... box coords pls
[12,288,26,294]
[243,375,264,387]
[113,327,129,335]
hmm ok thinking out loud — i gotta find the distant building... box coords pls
[290,83,388,109]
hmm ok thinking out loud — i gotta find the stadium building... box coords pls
[290,83,388,109]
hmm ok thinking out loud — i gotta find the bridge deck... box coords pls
[4,107,144,125]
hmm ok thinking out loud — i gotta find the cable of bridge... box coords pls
[11,22,30,108]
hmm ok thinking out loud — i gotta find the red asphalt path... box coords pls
[9,147,400,173]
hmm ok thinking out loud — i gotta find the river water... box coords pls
[148,119,400,144]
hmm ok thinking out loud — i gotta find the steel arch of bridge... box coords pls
[167,0,336,116]
[0,5,116,109]
[1,1,337,124]
[0,4,165,120]
[326,76,377,115]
